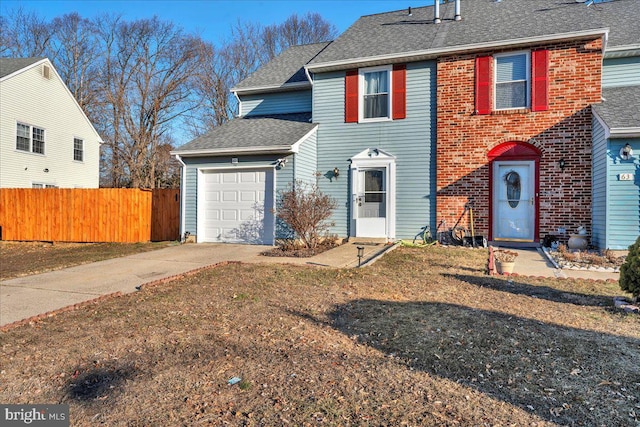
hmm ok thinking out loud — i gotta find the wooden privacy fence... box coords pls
[0,188,180,243]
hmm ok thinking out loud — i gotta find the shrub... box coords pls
[276,180,337,249]
[619,236,640,301]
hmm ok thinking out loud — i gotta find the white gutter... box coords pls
[610,128,640,138]
[305,28,609,72]
[231,81,311,96]
[174,154,187,241]
[172,145,297,157]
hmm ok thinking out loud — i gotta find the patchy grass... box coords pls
[0,241,176,281]
[1,246,638,426]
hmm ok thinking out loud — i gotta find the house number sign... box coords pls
[619,173,634,181]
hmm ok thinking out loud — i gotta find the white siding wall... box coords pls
[0,61,101,188]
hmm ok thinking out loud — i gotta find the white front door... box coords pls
[493,161,536,242]
[354,168,387,237]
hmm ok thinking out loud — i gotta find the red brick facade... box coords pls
[436,37,603,242]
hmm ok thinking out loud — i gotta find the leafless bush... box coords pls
[276,180,336,249]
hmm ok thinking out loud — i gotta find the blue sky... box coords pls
[2,1,415,45]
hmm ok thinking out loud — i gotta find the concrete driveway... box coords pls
[0,242,388,327]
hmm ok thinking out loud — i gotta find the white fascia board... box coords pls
[604,44,640,58]
[0,58,47,82]
[592,109,611,140]
[171,145,295,157]
[306,28,608,72]
[610,128,640,138]
[231,81,311,96]
[3,57,105,143]
[290,125,318,153]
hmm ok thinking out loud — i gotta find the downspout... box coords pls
[304,67,314,123]
[174,154,187,242]
[232,90,242,117]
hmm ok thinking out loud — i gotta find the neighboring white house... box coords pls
[0,57,102,188]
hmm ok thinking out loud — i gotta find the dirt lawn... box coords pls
[0,241,175,281]
[1,247,638,426]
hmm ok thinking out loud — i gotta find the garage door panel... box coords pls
[200,168,274,244]
[240,191,256,202]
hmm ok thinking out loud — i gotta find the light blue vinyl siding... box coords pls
[240,91,311,116]
[591,117,608,249]
[294,131,317,184]
[312,61,437,239]
[180,155,293,237]
[606,137,640,250]
[602,57,640,88]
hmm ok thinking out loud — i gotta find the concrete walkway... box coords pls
[510,247,619,282]
[0,242,389,327]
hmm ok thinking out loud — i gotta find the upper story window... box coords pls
[494,52,530,110]
[475,49,548,115]
[74,138,84,162]
[345,64,406,123]
[16,123,45,154]
[361,66,391,121]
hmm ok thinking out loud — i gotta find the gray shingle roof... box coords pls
[0,57,44,79]
[233,42,330,92]
[308,0,639,70]
[173,113,316,154]
[593,85,640,131]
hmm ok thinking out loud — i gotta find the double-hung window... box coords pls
[16,123,45,154]
[74,138,84,161]
[360,66,391,121]
[494,52,530,110]
[476,49,548,114]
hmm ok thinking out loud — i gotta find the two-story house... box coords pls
[173,0,639,249]
[0,58,102,188]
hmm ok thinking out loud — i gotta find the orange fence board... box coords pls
[0,188,180,243]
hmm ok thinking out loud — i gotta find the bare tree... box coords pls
[0,7,53,57]
[49,13,102,114]
[95,16,205,188]
[262,12,337,61]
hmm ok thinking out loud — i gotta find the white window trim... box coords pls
[73,137,84,162]
[359,65,393,123]
[16,122,46,156]
[493,50,531,111]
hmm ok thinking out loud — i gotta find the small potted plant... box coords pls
[493,249,518,275]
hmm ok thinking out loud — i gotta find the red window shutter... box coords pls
[475,56,492,115]
[531,49,549,112]
[392,64,406,120]
[345,69,359,123]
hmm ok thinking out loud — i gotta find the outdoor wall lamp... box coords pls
[621,143,633,160]
[559,158,566,170]
[333,167,340,178]
[357,246,364,267]
[43,168,49,173]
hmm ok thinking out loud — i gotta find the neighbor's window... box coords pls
[16,123,45,154]
[74,138,84,161]
[361,66,391,120]
[495,52,530,110]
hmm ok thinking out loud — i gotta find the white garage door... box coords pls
[200,169,275,245]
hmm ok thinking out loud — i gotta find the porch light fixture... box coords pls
[621,143,633,160]
[559,158,566,170]
[357,246,364,267]
[43,168,49,173]
[333,167,340,178]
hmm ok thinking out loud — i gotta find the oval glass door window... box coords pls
[505,171,521,208]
